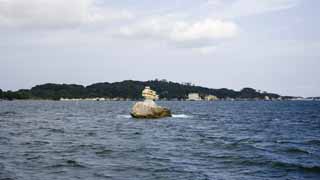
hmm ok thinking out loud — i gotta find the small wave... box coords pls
[26,155,43,160]
[285,147,310,154]
[0,164,17,180]
[47,160,86,169]
[21,140,50,146]
[305,140,320,146]
[49,128,65,133]
[94,172,113,178]
[117,115,132,119]
[95,149,114,157]
[172,114,192,118]
[271,161,320,172]
[0,111,17,117]
[117,114,192,119]
[0,137,10,144]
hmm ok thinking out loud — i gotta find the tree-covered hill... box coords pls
[0,80,281,100]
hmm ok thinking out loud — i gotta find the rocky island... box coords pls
[131,87,172,119]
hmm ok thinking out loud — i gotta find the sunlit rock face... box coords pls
[131,87,171,119]
[142,87,159,101]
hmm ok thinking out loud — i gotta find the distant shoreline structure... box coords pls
[0,80,319,101]
[58,96,319,102]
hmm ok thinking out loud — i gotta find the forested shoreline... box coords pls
[0,80,286,101]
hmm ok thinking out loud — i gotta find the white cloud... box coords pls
[171,19,238,41]
[208,0,300,18]
[0,0,299,53]
[205,0,224,7]
[192,46,218,55]
[230,0,299,16]
[120,16,238,50]
[0,0,132,28]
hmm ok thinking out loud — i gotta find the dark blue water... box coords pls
[0,100,320,180]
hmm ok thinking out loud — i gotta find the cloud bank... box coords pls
[0,0,300,52]
[0,0,132,28]
[119,16,238,53]
[120,17,238,41]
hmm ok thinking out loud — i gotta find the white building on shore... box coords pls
[187,93,202,101]
[205,95,219,101]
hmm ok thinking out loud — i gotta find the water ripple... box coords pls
[0,100,319,180]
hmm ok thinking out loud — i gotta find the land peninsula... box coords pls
[0,79,297,101]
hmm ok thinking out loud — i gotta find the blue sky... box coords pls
[0,0,319,97]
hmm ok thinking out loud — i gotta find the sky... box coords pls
[0,0,319,97]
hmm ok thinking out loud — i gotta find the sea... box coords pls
[0,100,320,180]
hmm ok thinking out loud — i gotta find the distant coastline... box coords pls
[0,80,318,101]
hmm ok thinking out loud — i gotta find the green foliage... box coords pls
[31,84,86,100]
[0,89,31,100]
[0,80,281,100]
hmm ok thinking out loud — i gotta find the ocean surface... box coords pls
[0,100,320,180]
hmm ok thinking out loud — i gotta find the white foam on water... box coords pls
[172,114,192,118]
[117,114,192,119]
[117,115,132,119]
